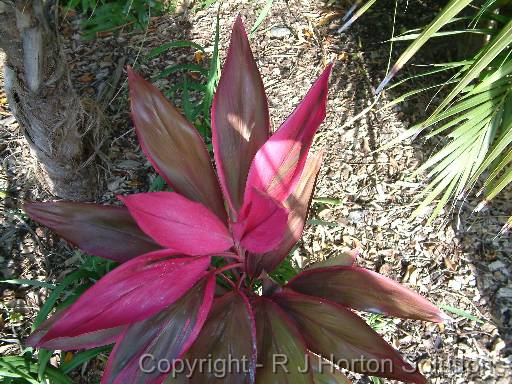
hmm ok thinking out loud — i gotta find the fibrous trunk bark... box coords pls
[0,0,98,200]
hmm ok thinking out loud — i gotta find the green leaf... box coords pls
[1,279,56,289]
[438,303,484,324]
[147,40,205,59]
[339,0,378,33]
[33,269,96,330]
[376,0,473,92]
[434,19,512,113]
[156,63,208,79]
[250,0,273,36]
[149,175,167,192]
[37,349,52,381]
[312,197,343,205]
[60,346,112,374]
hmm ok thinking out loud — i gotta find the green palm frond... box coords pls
[342,0,512,228]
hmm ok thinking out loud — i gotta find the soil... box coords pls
[1,0,511,383]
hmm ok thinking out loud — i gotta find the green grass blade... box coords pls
[33,270,95,330]
[60,346,112,374]
[147,40,205,59]
[339,0,378,33]
[37,349,52,381]
[250,0,273,36]
[439,303,484,323]
[156,63,208,79]
[1,279,56,289]
[376,0,473,93]
[389,28,494,42]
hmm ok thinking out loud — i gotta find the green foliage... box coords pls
[345,0,512,228]
[0,354,73,384]
[269,252,300,285]
[438,303,485,323]
[63,0,169,40]
[146,14,221,141]
[0,255,114,383]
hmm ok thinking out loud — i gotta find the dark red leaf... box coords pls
[212,15,270,215]
[308,353,352,384]
[128,68,226,222]
[185,291,257,384]
[305,249,358,270]
[252,297,313,384]
[273,292,427,384]
[102,274,216,384]
[119,192,233,255]
[286,266,448,323]
[24,201,160,262]
[33,251,210,345]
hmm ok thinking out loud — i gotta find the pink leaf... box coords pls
[286,266,449,323]
[233,189,288,254]
[212,15,270,215]
[244,65,331,205]
[101,274,216,384]
[128,68,226,222]
[119,192,233,255]
[24,202,160,262]
[36,250,210,345]
[246,153,322,277]
[27,307,122,350]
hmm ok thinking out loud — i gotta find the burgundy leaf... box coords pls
[128,68,226,221]
[33,250,210,345]
[273,292,426,384]
[308,353,352,384]
[246,153,322,277]
[305,249,358,270]
[185,291,257,384]
[252,297,313,384]
[24,201,160,262]
[233,189,288,254]
[119,192,233,255]
[212,15,270,215]
[102,274,216,384]
[286,266,447,323]
[243,65,331,206]
[27,307,122,350]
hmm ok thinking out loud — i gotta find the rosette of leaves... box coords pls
[24,16,448,384]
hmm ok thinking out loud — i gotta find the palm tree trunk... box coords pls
[0,0,99,200]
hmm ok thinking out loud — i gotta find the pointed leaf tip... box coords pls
[24,201,160,262]
[273,292,427,384]
[244,65,331,205]
[287,266,446,323]
[128,68,226,221]
[212,15,270,216]
[38,251,210,344]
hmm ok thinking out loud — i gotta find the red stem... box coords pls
[215,262,244,274]
[219,273,237,290]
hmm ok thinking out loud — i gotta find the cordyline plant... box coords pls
[24,16,449,384]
